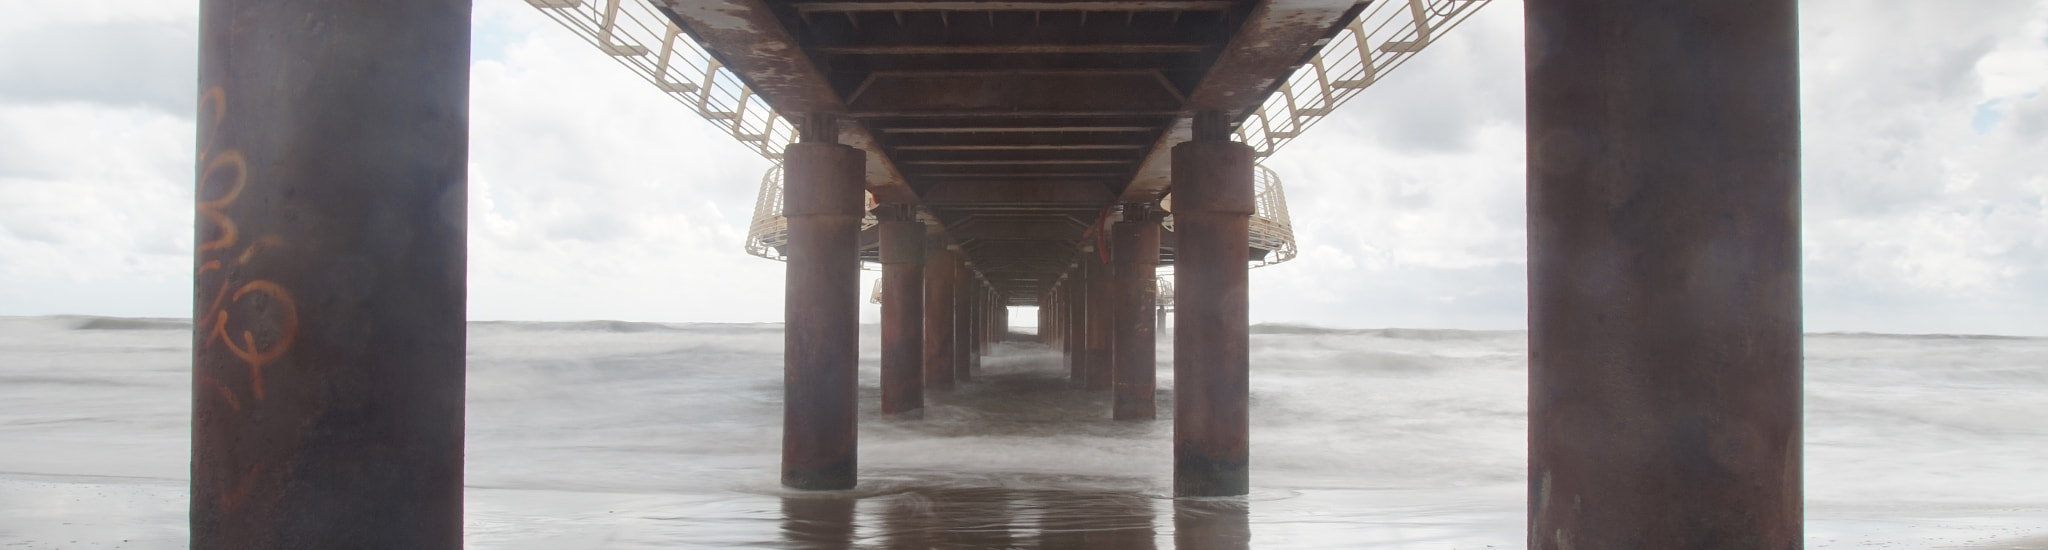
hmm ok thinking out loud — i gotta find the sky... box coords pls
[0,0,2043,335]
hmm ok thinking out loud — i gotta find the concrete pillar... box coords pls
[1112,206,1162,420]
[1172,112,1253,497]
[1525,1,1802,547]
[1083,245,1115,391]
[953,262,974,382]
[191,1,467,546]
[877,205,924,415]
[923,239,957,391]
[780,115,866,491]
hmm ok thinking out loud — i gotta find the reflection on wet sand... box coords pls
[777,484,1249,548]
[1174,498,1251,550]
[781,495,857,549]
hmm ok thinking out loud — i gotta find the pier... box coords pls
[189,0,1801,547]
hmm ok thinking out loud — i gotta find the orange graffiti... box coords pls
[194,86,299,408]
[196,150,245,252]
[214,460,263,513]
[198,87,225,161]
[217,281,298,401]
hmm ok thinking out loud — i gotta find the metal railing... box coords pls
[743,164,879,261]
[1160,164,1297,267]
[1234,0,1492,157]
[525,0,801,160]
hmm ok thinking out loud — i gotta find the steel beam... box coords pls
[817,44,1208,56]
[790,1,1238,14]
[781,121,867,491]
[1171,116,1253,497]
[191,1,468,546]
[922,181,1116,206]
[877,206,925,415]
[1525,1,1802,547]
[1112,210,1163,420]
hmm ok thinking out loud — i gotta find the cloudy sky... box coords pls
[1,1,2043,335]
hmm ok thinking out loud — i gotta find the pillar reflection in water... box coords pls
[780,496,856,549]
[776,483,1193,548]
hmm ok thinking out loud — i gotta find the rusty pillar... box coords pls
[1083,240,1115,391]
[983,291,993,343]
[953,263,974,382]
[1065,273,1086,385]
[997,300,1009,342]
[191,1,468,546]
[1038,293,1050,343]
[1112,207,1162,421]
[780,116,866,491]
[877,206,924,415]
[1525,1,1802,547]
[923,239,957,391]
[987,290,1000,345]
[971,283,986,368]
[1172,112,1253,497]
[1050,291,1061,346]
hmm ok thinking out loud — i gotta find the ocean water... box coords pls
[0,316,2043,548]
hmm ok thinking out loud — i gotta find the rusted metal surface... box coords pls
[923,181,1116,207]
[877,206,925,415]
[997,300,1011,340]
[652,1,918,201]
[1171,133,1255,497]
[1184,0,1366,112]
[923,239,959,391]
[953,261,975,382]
[1083,247,1115,391]
[781,136,867,491]
[191,1,468,546]
[1112,209,1163,420]
[1524,0,1802,547]
[1119,0,1366,202]
[656,0,842,114]
[1065,280,1086,385]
